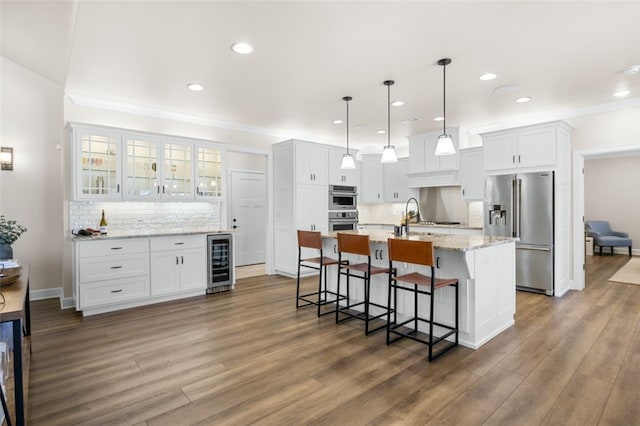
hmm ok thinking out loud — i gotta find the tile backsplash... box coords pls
[69,201,221,233]
[359,199,484,228]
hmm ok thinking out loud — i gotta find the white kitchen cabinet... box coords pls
[328,147,360,187]
[273,139,331,275]
[195,144,224,200]
[75,238,151,311]
[150,235,206,296]
[360,155,384,203]
[383,158,409,202]
[407,127,463,187]
[295,184,328,232]
[460,147,484,200]
[296,142,328,185]
[482,122,568,173]
[74,234,208,315]
[73,126,123,200]
[70,123,225,202]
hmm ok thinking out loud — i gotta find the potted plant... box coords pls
[0,215,27,259]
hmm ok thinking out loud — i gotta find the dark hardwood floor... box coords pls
[25,254,639,425]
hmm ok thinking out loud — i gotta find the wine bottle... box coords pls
[99,209,108,234]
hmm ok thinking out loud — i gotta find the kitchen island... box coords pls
[319,230,517,349]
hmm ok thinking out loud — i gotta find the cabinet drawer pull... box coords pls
[174,242,184,245]
[176,256,179,265]
[110,247,123,250]
[110,265,122,269]
[374,249,379,260]
[512,155,516,164]
[436,257,441,269]
[116,183,120,193]
[518,154,521,163]
[181,256,184,264]
[111,289,123,293]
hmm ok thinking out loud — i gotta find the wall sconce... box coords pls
[0,147,13,171]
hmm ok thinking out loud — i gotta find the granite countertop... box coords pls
[71,228,233,241]
[323,229,517,252]
[359,222,483,230]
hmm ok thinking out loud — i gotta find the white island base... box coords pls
[320,231,516,350]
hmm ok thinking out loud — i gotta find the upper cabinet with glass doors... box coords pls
[74,127,122,199]
[70,124,225,202]
[195,145,223,200]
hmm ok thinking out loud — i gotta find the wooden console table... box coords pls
[0,266,31,426]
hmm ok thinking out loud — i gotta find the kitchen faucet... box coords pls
[404,197,421,235]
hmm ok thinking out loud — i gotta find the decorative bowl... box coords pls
[0,265,23,287]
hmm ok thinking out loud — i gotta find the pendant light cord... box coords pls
[443,61,446,134]
[387,83,391,148]
[346,99,350,154]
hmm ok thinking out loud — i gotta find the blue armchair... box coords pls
[585,220,632,256]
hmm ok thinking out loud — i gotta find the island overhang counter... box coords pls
[317,230,518,350]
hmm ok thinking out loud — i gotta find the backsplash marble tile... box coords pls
[69,201,221,233]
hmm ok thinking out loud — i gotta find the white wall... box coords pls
[585,156,640,252]
[0,57,65,291]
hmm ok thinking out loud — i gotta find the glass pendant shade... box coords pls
[435,58,456,156]
[381,145,398,163]
[340,153,356,170]
[435,134,456,156]
[380,80,398,163]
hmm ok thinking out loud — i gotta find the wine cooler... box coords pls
[206,233,234,293]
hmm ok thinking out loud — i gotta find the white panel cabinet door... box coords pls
[295,143,328,185]
[483,133,517,171]
[383,158,409,202]
[408,135,426,174]
[360,155,384,203]
[179,248,207,291]
[460,148,485,200]
[150,251,181,295]
[296,184,328,232]
[516,126,556,169]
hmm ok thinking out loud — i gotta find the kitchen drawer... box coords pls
[79,253,149,282]
[150,234,205,252]
[79,238,149,258]
[80,276,150,308]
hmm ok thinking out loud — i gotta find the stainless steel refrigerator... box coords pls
[484,172,554,295]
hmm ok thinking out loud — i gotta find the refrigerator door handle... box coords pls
[516,178,522,238]
[512,178,518,238]
[517,245,552,251]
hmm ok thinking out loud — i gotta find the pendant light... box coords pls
[435,58,456,156]
[340,96,356,170]
[380,80,398,163]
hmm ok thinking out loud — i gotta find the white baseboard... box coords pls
[30,287,63,301]
[29,287,76,310]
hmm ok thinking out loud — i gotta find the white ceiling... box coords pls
[2,1,639,152]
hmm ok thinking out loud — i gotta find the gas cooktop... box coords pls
[418,221,461,226]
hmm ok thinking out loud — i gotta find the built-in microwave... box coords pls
[328,185,357,210]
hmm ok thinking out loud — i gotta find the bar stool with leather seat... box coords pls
[386,238,459,361]
[296,230,346,317]
[336,232,392,335]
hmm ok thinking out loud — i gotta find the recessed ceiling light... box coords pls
[613,90,630,98]
[433,116,444,122]
[231,42,254,55]
[376,129,386,134]
[479,73,497,81]
[391,100,404,107]
[187,83,204,92]
[493,85,520,95]
[332,119,343,124]
[515,97,531,103]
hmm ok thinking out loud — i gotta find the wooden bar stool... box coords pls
[296,230,346,316]
[386,238,459,361]
[336,233,392,335]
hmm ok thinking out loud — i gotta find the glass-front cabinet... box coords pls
[163,141,193,199]
[75,128,122,199]
[124,134,160,199]
[195,145,223,200]
[71,124,225,202]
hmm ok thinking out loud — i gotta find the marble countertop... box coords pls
[359,222,483,230]
[323,230,517,252]
[71,228,233,242]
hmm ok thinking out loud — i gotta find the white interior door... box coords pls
[231,171,267,266]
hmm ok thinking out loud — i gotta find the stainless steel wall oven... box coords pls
[329,185,357,210]
[328,211,358,231]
